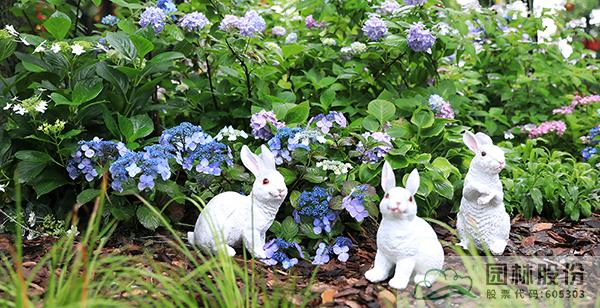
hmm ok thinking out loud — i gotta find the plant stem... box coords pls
[205,53,218,108]
[225,39,252,101]
[73,0,83,37]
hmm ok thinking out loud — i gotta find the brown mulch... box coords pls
[1,213,599,307]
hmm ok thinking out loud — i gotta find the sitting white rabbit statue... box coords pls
[456,131,510,255]
[364,161,444,290]
[188,145,288,258]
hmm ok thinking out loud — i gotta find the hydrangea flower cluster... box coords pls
[109,144,172,192]
[219,10,266,37]
[362,15,387,41]
[250,110,286,140]
[312,242,330,265]
[552,94,600,115]
[182,141,233,176]
[581,126,599,160]
[271,26,286,37]
[101,15,119,27]
[157,0,177,15]
[263,238,304,269]
[341,42,368,56]
[293,187,337,234]
[528,120,567,138]
[285,32,298,44]
[342,184,370,222]
[405,0,425,6]
[312,236,353,264]
[67,138,127,182]
[407,23,436,52]
[309,111,348,134]
[140,7,167,33]
[378,0,401,15]
[4,94,48,115]
[322,38,336,46]
[215,126,249,142]
[305,15,325,29]
[428,94,455,119]
[356,132,393,163]
[316,160,353,175]
[267,127,306,165]
[179,12,210,32]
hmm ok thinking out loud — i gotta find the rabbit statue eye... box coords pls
[408,196,413,202]
[481,151,487,157]
[385,193,389,199]
[262,178,269,185]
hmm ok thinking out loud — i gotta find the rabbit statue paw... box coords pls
[188,145,287,259]
[364,162,444,290]
[457,131,510,256]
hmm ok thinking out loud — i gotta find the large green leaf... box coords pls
[136,206,160,231]
[15,161,46,184]
[281,216,299,241]
[15,150,54,163]
[51,93,76,106]
[73,78,103,105]
[284,102,310,124]
[77,189,100,204]
[31,169,68,198]
[106,32,137,61]
[0,38,16,62]
[130,34,154,58]
[44,11,71,40]
[368,99,396,125]
[96,62,129,95]
[411,110,435,128]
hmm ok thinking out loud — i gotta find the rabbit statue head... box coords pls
[379,161,420,221]
[463,131,505,175]
[240,145,288,205]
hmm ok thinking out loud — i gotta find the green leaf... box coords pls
[0,38,16,62]
[44,11,71,39]
[361,116,380,131]
[282,44,304,59]
[73,78,103,105]
[136,206,161,231]
[106,32,137,61]
[102,109,120,138]
[368,99,396,125]
[431,157,459,178]
[15,52,48,72]
[411,110,435,128]
[110,203,135,220]
[96,62,129,96]
[284,102,310,124]
[530,188,543,214]
[281,216,298,241]
[432,177,454,200]
[77,189,100,204]
[130,114,154,141]
[51,93,75,106]
[118,114,134,141]
[110,0,144,9]
[15,161,46,184]
[15,150,53,163]
[130,34,154,58]
[31,169,68,198]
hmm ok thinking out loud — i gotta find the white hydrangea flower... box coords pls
[538,17,557,42]
[350,42,367,53]
[51,43,62,53]
[34,41,47,53]
[0,183,6,192]
[215,126,249,141]
[558,38,573,59]
[316,160,353,175]
[13,105,27,115]
[590,9,600,26]
[4,25,18,36]
[506,1,528,19]
[456,0,481,11]
[28,212,36,227]
[533,0,565,17]
[175,83,189,92]
[71,44,85,55]
[322,38,336,46]
[35,100,48,113]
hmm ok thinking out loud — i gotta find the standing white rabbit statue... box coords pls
[188,145,288,258]
[364,161,444,290]
[456,131,510,255]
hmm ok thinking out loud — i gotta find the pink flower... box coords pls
[553,94,600,115]
[528,120,567,138]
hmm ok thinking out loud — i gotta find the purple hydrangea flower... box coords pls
[356,132,393,163]
[157,0,177,15]
[101,15,119,27]
[179,12,210,32]
[407,23,436,52]
[250,110,285,140]
[140,7,167,33]
[285,32,298,44]
[312,242,331,265]
[305,15,325,29]
[109,144,173,192]
[309,111,348,134]
[271,26,286,37]
[332,236,352,262]
[378,0,401,15]
[342,184,370,222]
[262,238,303,269]
[267,127,306,165]
[293,187,337,235]
[219,15,239,31]
[237,10,266,37]
[405,0,425,5]
[428,95,455,119]
[362,15,387,41]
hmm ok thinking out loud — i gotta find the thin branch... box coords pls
[225,39,252,100]
[73,0,83,37]
[205,53,218,108]
[374,51,408,87]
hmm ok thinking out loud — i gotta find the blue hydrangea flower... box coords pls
[362,15,387,41]
[67,137,127,182]
[293,187,337,234]
[342,184,370,222]
[309,111,348,134]
[157,0,177,15]
[262,238,303,269]
[356,132,393,163]
[179,12,210,32]
[332,236,352,262]
[271,26,286,37]
[219,15,240,31]
[140,7,167,34]
[267,127,306,165]
[101,15,119,27]
[312,242,330,265]
[405,0,425,5]
[109,144,173,192]
[250,110,285,140]
[428,94,455,119]
[378,0,401,15]
[581,147,598,160]
[407,23,436,52]
[285,32,298,44]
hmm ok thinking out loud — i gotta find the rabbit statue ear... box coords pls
[240,145,263,176]
[475,132,493,145]
[381,161,396,193]
[405,169,420,196]
[463,131,479,153]
[259,145,276,170]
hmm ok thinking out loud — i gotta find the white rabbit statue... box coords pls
[364,161,444,290]
[456,131,510,255]
[188,145,288,258]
